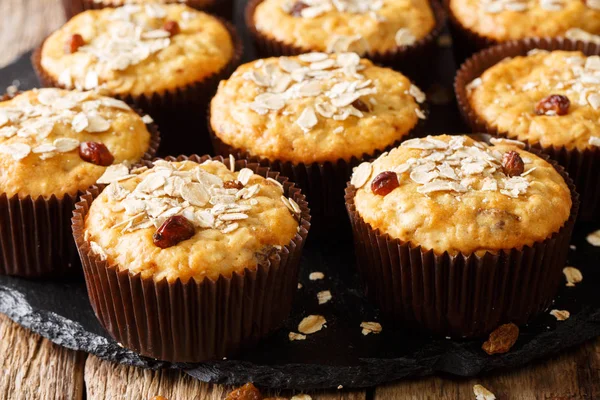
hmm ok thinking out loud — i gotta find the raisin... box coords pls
[352,98,370,113]
[79,142,115,166]
[289,1,308,16]
[482,323,519,355]
[65,33,85,54]
[370,171,399,196]
[153,215,195,249]
[502,150,525,177]
[225,383,263,400]
[223,180,244,190]
[534,94,570,116]
[163,20,180,36]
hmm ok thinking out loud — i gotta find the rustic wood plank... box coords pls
[0,0,64,68]
[374,336,600,400]
[0,314,86,400]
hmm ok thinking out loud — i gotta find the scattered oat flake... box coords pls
[317,290,332,304]
[142,115,154,124]
[337,385,343,390]
[563,266,583,287]
[360,321,382,335]
[297,283,303,289]
[586,229,600,246]
[473,384,496,400]
[309,272,325,280]
[289,332,307,341]
[298,315,326,334]
[550,309,570,321]
[482,323,519,355]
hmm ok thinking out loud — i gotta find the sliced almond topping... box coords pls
[298,315,326,334]
[296,106,318,132]
[53,138,79,153]
[180,182,209,207]
[96,163,131,184]
[237,168,254,186]
[351,162,372,189]
[395,28,416,46]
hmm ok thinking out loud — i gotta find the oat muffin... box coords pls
[346,135,577,336]
[0,88,157,278]
[449,0,600,43]
[85,159,300,282]
[251,0,436,55]
[74,156,309,361]
[211,53,425,164]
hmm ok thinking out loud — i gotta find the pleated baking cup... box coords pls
[32,19,242,156]
[71,154,311,362]
[61,0,234,20]
[345,145,579,338]
[455,37,600,220]
[0,114,160,278]
[208,106,426,239]
[244,0,446,85]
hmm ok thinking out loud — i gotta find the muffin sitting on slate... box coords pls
[210,52,426,235]
[72,156,310,362]
[458,48,600,220]
[446,0,600,62]
[346,135,577,337]
[0,88,158,277]
[34,3,241,155]
[246,0,445,82]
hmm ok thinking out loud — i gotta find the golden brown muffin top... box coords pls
[468,50,600,150]
[351,135,572,255]
[40,4,234,97]
[85,160,300,282]
[253,0,436,54]
[210,53,425,164]
[449,0,600,42]
[0,89,152,198]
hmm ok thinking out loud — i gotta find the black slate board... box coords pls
[1,2,600,389]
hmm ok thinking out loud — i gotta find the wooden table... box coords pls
[0,1,599,398]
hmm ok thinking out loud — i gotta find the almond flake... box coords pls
[298,315,326,334]
[408,84,426,103]
[473,384,496,400]
[289,332,306,341]
[237,168,254,186]
[142,115,154,124]
[96,163,131,184]
[32,143,56,154]
[86,114,111,132]
[589,136,600,147]
[219,213,248,221]
[317,290,332,304]
[489,137,526,148]
[351,162,372,189]
[309,271,325,280]
[229,154,235,172]
[72,112,89,132]
[586,229,600,246]
[395,28,416,46]
[563,266,583,287]
[53,138,80,152]
[221,222,239,234]
[550,309,570,321]
[296,106,318,132]
[180,182,209,207]
[360,321,382,335]
[298,52,329,63]
[415,108,426,119]
[0,143,30,160]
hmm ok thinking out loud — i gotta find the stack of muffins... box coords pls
[0,0,591,363]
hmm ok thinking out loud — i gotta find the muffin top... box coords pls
[210,53,425,164]
[0,89,152,198]
[40,4,234,97]
[253,0,436,55]
[467,50,600,150]
[84,159,300,282]
[449,0,600,42]
[351,135,572,255]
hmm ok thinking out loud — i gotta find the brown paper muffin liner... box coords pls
[345,146,579,338]
[443,0,499,66]
[245,0,446,85]
[455,37,600,221]
[32,19,243,156]
[71,154,311,362]
[61,0,234,20]
[208,105,426,239]
[0,110,160,278]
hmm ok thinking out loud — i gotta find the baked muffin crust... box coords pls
[468,50,600,150]
[253,0,436,54]
[0,89,151,198]
[351,135,571,255]
[449,0,600,42]
[84,160,300,282]
[210,53,425,164]
[41,4,234,97]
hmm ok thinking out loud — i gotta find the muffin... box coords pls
[456,41,600,220]
[446,0,600,63]
[209,52,427,236]
[346,135,578,337]
[62,0,234,20]
[33,4,242,155]
[72,156,310,362]
[0,88,159,277]
[246,0,446,83]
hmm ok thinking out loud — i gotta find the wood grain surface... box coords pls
[0,0,599,398]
